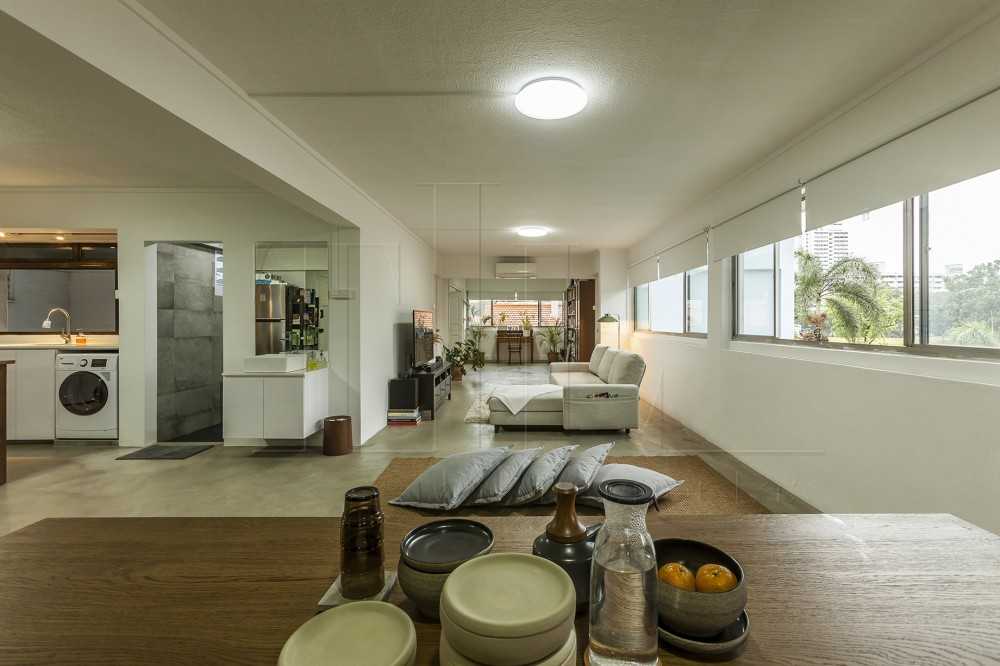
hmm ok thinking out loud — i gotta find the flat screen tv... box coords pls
[412,309,435,368]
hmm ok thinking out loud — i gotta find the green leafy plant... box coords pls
[794,250,886,343]
[539,325,563,355]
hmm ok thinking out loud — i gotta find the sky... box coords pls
[832,167,1000,275]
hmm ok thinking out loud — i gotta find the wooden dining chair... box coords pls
[507,337,523,364]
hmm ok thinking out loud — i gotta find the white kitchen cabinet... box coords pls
[0,349,56,441]
[15,349,56,440]
[222,368,328,441]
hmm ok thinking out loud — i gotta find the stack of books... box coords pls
[387,408,421,426]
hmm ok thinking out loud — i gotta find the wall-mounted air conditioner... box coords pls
[495,261,536,279]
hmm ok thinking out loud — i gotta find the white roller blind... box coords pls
[807,87,1000,230]
[710,189,801,262]
[657,233,707,278]
[627,255,659,287]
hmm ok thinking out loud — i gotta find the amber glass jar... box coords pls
[340,486,385,598]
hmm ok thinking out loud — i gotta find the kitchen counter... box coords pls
[220,367,325,378]
[222,367,328,441]
[0,343,119,351]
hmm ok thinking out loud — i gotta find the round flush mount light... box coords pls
[514,77,587,120]
[515,226,550,238]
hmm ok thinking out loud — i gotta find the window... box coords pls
[539,299,564,326]
[732,167,1000,357]
[736,245,775,336]
[493,300,539,328]
[650,273,684,333]
[468,299,492,325]
[635,283,649,331]
[686,266,708,334]
[925,169,1000,348]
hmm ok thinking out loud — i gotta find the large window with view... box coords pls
[633,266,708,337]
[733,166,1000,357]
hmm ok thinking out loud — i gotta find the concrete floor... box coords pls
[0,364,809,537]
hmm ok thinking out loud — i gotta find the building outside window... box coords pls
[468,299,492,325]
[539,299,564,326]
[492,300,539,327]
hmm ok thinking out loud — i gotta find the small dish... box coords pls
[397,558,448,619]
[400,519,494,573]
[657,610,750,657]
[440,626,577,666]
[278,600,416,666]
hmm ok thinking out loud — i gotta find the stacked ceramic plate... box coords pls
[438,553,577,666]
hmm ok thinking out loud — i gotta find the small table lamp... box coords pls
[598,313,620,349]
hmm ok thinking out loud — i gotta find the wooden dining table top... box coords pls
[0,513,997,665]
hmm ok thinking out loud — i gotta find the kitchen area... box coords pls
[0,230,120,483]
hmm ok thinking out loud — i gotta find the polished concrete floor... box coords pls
[0,364,809,537]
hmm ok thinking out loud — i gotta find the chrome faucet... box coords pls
[42,307,72,344]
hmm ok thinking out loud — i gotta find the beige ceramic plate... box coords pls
[278,601,416,666]
[441,553,575,638]
[440,627,577,666]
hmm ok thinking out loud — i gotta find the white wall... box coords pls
[69,270,117,331]
[597,249,629,347]
[626,18,1000,533]
[436,252,598,280]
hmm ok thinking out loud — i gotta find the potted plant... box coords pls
[521,314,533,335]
[444,344,466,381]
[539,325,563,362]
[464,328,487,373]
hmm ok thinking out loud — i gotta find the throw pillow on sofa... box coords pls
[588,345,609,375]
[538,442,614,503]
[596,349,619,382]
[390,448,511,510]
[504,445,576,506]
[465,447,542,506]
[577,463,683,508]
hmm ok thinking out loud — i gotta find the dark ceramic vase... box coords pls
[532,482,601,610]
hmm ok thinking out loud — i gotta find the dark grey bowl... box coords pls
[654,538,747,638]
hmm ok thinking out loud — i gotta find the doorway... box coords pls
[154,242,223,442]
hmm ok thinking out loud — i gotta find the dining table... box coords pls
[0,513,997,664]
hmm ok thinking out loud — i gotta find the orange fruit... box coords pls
[695,564,738,593]
[657,562,696,592]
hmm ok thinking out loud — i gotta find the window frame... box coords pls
[731,195,1000,361]
[633,267,708,339]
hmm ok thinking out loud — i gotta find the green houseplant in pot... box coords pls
[444,344,466,382]
[539,325,563,362]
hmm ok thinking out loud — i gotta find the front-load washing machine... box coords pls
[55,352,118,439]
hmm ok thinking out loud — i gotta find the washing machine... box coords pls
[55,352,118,439]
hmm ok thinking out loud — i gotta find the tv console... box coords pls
[413,362,451,420]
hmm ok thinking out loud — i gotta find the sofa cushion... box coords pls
[608,351,646,386]
[504,445,576,505]
[588,345,609,375]
[596,349,619,382]
[390,448,511,510]
[550,371,604,387]
[488,390,563,412]
[465,447,542,505]
[577,463,683,508]
[538,442,614,503]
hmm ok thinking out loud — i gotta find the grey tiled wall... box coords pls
[156,244,223,441]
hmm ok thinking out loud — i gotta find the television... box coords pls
[412,309,435,369]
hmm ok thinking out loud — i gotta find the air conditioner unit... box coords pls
[495,262,536,279]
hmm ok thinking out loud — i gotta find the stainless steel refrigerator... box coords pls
[255,284,286,354]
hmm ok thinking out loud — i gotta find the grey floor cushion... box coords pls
[538,442,614,504]
[390,448,511,510]
[465,447,542,506]
[577,463,683,508]
[504,445,577,506]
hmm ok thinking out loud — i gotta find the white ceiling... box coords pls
[0,12,251,188]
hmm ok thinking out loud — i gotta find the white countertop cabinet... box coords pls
[0,349,57,441]
[222,368,329,442]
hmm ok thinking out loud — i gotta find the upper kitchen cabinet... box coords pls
[255,242,329,272]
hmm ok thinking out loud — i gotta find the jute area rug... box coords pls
[374,455,768,522]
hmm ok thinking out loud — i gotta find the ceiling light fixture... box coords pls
[0,232,6,238]
[515,226,550,238]
[55,235,65,241]
[514,77,587,120]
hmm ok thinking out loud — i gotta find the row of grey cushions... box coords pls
[390,443,682,511]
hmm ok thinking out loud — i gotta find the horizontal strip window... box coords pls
[634,265,709,337]
[732,167,1000,360]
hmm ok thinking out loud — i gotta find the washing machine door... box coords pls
[59,371,109,416]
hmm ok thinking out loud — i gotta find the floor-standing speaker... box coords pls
[388,377,419,410]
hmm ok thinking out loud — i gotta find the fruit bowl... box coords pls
[654,538,747,638]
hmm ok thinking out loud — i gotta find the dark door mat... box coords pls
[117,444,215,460]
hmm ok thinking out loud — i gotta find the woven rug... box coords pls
[374,455,768,520]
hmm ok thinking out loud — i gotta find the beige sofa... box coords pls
[489,346,645,432]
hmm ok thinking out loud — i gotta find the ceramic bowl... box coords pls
[439,627,577,666]
[397,558,449,619]
[278,600,416,666]
[440,603,575,666]
[654,538,747,638]
[400,519,494,573]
